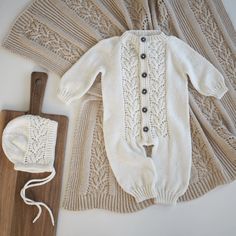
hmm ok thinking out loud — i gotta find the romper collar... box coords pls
[120,30,168,43]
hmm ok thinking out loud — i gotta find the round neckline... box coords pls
[121,30,167,42]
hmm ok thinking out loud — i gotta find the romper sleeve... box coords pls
[57,38,114,104]
[169,36,228,99]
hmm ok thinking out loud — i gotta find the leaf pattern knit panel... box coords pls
[189,113,218,182]
[122,0,151,29]
[189,84,236,150]
[186,0,236,150]
[26,115,50,164]
[155,0,172,34]
[2,0,236,210]
[87,102,111,195]
[188,0,236,90]
[121,38,168,142]
[121,41,142,142]
[23,17,83,64]
[61,0,122,38]
[147,41,168,138]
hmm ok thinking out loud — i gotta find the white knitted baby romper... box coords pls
[58,30,228,205]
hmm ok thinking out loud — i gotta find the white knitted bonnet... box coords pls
[2,115,58,226]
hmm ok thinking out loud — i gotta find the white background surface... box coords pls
[0,1,235,236]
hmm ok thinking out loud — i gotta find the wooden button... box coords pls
[142,72,147,78]
[142,107,148,113]
[140,53,146,59]
[142,89,147,94]
[141,37,146,42]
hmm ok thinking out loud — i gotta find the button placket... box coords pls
[139,36,150,137]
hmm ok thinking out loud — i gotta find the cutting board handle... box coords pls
[28,72,48,115]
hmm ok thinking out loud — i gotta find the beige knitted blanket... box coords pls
[2,0,236,212]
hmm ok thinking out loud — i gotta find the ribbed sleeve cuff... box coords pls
[130,186,157,203]
[154,189,181,205]
[212,83,228,99]
[57,88,74,105]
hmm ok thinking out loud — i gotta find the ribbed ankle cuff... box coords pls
[130,186,157,203]
[154,189,180,205]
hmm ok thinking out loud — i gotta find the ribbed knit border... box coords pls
[62,192,154,213]
[155,189,180,204]
[179,170,231,202]
[129,185,157,203]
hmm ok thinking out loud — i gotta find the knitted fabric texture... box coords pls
[58,30,228,204]
[2,115,58,225]
[1,0,236,211]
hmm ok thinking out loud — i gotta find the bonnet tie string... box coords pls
[20,168,56,226]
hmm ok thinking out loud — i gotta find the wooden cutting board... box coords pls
[0,72,68,236]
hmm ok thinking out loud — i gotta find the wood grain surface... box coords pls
[0,72,68,236]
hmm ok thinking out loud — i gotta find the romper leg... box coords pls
[104,138,158,203]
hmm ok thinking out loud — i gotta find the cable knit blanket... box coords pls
[2,0,236,212]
